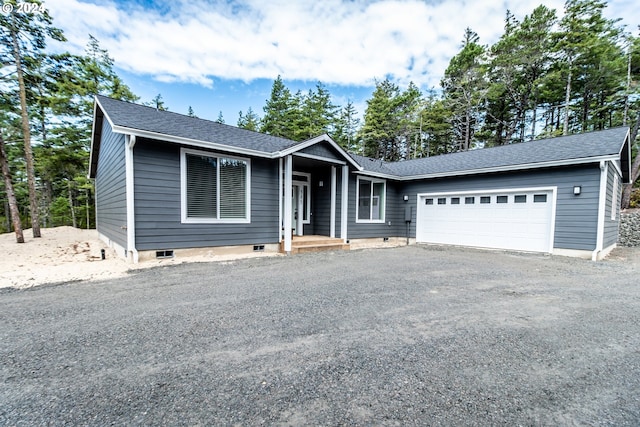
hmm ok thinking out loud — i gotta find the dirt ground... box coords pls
[0,227,279,289]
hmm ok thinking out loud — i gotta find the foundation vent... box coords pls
[156,250,174,259]
[253,245,265,252]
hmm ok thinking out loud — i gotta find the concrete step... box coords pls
[280,236,350,254]
[292,243,351,254]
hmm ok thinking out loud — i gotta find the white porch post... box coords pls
[296,185,303,237]
[340,165,349,242]
[283,155,293,253]
[330,166,336,238]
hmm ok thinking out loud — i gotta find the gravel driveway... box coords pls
[2,245,640,425]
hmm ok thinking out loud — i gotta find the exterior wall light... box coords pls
[573,186,582,195]
[403,195,409,201]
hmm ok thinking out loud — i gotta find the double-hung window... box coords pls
[356,177,385,223]
[181,148,250,223]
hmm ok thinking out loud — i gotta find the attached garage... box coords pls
[416,187,556,253]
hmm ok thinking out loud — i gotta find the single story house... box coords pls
[90,95,631,262]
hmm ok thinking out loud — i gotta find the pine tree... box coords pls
[441,28,487,151]
[359,78,402,160]
[237,107,260,131]
[0,0,65,238]
[554,0,626,134]
[484,7,556,145]
[261,75,295,138]
[146,93,166,110]
[332,101,361,152]
[0,126,23,242]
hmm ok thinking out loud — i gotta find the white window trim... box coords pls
[355,176,386,223]
[180,147,251,224]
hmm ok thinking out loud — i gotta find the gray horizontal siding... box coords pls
[133,138,279,251]
[94,124,127,250]
[299,142,341,160]
[347,175,404,239]
[400,164,602,251]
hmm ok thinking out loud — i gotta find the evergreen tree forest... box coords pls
[1,0,639,241]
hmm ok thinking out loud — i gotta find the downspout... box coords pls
[125,135,138,263]
[592,160,608,261]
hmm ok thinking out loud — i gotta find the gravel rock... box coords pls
[619,210,640,246]
[2,245,640,425]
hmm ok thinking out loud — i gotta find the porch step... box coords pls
[280,236,351,254]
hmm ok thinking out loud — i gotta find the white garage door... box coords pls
[416,188,556,253]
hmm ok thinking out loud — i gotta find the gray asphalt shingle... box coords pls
[97,95,300,154]
[96,96,628,179]
[357,127,629,177]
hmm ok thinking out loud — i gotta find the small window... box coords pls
[497,196,508,204]
[514,195,527,203]
[451,197,460,205]
[357,177,386,222]
[465,196,475,204]
[438,198,446,205]
[534,194,547,203]
[425,198,434,205]
[480,196,491,204]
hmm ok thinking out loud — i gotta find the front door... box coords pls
[283,172,311,238]
[292,184,304,235]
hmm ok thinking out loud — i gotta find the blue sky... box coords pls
[47,0,638,125]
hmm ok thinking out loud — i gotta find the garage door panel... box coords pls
[416,189,554,253]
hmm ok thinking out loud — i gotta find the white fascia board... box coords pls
[277,134,363,170]
[619,129,632,182]
[88,100,100,178]
[110,125,273,159]
[354,155,620,181]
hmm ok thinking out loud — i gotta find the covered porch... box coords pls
[277,135,362,254]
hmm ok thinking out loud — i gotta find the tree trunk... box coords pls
[563,59,572,136]
[621,111,640,209]
[531,98,537,139]
[623,42,631,126]
[0,129,24,243]
[9,16,41,238]
[68,180,77,228]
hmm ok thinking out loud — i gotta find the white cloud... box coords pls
[46,0,636,91]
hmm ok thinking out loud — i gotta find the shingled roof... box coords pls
[91,96,630,183]
[354,127,631,182]
[94,95,300,154]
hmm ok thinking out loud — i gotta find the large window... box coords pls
[357,177,385,222]
[181,149,250,223]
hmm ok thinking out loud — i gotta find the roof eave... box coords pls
[88,97,105,178]
[277,134,363,170]
[355,155,620,181]
[109,125,275,159]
